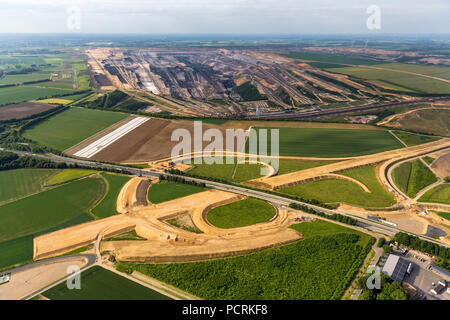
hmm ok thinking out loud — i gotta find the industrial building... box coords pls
[382,254,409,283]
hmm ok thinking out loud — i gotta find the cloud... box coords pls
[0,0,448,34]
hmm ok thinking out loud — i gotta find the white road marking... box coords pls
[74,117,150,158]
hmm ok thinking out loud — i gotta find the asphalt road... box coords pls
[5,149,450,248]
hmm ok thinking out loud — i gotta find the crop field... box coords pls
[42,266,172,300]
[187,158,265,183]
[0,176,103,269]
[23,107,128,151]
[0,177,103,243]
[37,98,73,105]
[119,220,373,300]
[285,52,382,66]
[0,169,57,204]
[0,73,50,85]
[0,85,76,106]
[437,212,450,221]
[392,131,440,146]
[276,159,337,175]
[280,166,395,208]
[326,63,450,94]
[148,181,207,204]
[393,160,438,198]
[206,198,275,229]
[92,173,131,219]
[0,102,57,121]
[248,127,403,158]
[46,169,97,185]
[419,184,450,205]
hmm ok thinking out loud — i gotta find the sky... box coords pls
[0,0,449,34]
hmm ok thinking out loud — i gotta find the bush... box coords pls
[383,244,393,254]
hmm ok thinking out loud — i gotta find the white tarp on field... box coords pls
[74,117,150,158]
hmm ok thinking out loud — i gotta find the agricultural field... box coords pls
[148,181,207,204]
[23,107,128,151]
[42,266,172,300]
[0,177,103,243]
[276,159,337,175]
[393,160,438,198]
[92,173,131,219]
[419,184,450,205]
[46,169,97,185]
[118,219,373,300]
[0,73,50,85]
[391,130,440,146]
[285,52,382,66]
[0,176,104,269]
[0,169,57,204]
[384,108,450,137]
[187,158,265,183]
[326,63,450,94]
[206,198,275,229]
[0,85,75,106]
[0,102,57,121]
[248,127,403,158]
[280,166,395,208]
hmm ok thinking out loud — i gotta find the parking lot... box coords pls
[402,253,449,300]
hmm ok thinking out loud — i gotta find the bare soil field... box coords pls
[431,152,450,178]
[0,102,57,121]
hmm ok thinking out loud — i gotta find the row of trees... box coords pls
[289,202,358,226]
[160,174,206,188]
[393,232,450,261]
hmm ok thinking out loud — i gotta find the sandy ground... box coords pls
[0,256,88,300]
[34,177,302,263]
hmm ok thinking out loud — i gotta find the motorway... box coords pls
[245,96,450,120]
[5,149,449,248]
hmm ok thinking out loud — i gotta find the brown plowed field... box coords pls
[0,102,57,121]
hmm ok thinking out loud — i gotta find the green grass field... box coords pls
[437,212,450,221]
[207,198,275,229]
[0,176,101,269]
[0,177,104,242]
[119,220,373,300]
[0,73,50,85]
[285,52,381,66]
[42,266,172,300]
[23,107,128,151]
[248,127,403,158]
[0,169,57,204]
[393,160,437,198]
[392,131,440,146]
[277,159,337,175]
[148,181,207,204]
[280,166,395,208]
[419,184,450,205]
[92,173,131,219]
[46,169,97,185]
[0,235,33,270]
[0,84,75,105]
[326,63,450,94]
[187,158,265,183]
